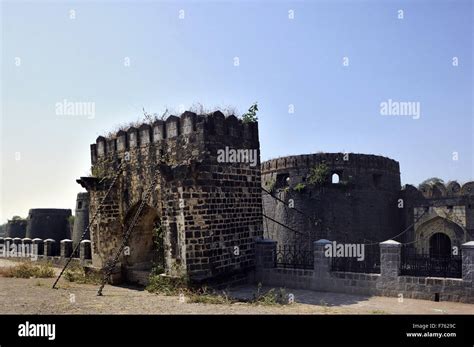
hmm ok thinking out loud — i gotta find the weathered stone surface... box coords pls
[5,219,27,238]
[254,239,474,303]
[25,209,71,240]
[43,239,57,257]
[255,239,276,269]
[60,239,73,258]
[261,153,401,246]
[461,241,474,284]
[80,240,92,262]
[72,193,90,247]
[78,112,262,284]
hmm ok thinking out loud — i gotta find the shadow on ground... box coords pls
[226,284,372,307]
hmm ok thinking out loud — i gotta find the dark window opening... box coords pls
[429,233,451,258]
[77,201,83,209]
[373,173,382,188]
[275,173,290,189]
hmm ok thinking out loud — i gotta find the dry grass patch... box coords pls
[0,262,55,278]
[64,263,102,284]
[252,288,290,306]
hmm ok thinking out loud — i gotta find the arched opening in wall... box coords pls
[123,203,162,269]
[415,216,464,257]
[276,173,290,189]
[331,173,340,184]
[429,233,451,258]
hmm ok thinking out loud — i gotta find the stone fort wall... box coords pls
[79,111,262,282]
[399,182,474,249]
[4,210,71,240]
[254,239,474,304]
[5,219,27,238]
[261,153,401,247]
[25,209,71,240]
[72,192,90,247]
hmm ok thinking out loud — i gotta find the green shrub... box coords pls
[68,215,75,226]
[307,163,329,186]
[4,262,34,278]
[146,274,188,296]
[64,264,101,284]
[187,292,232,305]
[252,283,289,305]
[293,183,306,192]
[35,262,55,278]
[146,275,235,305]
[265,178,276,193]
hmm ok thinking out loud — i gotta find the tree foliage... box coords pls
[241,102,258,123]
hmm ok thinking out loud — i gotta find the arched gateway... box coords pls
[429,233,451,258]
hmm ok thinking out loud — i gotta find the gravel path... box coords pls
[0,260,473,314]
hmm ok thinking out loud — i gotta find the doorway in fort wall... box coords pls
[414,216,465,256]
[429,232,451,258]
[122,203,164,271]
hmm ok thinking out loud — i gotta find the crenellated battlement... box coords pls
[90,111,259,164]
[261,152,402,246]
[261,152,400,174]
[403,181,474,198]
[80,108,263,282]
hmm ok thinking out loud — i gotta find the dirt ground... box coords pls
[0,259,473,314]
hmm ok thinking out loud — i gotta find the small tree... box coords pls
[241,102,258,123]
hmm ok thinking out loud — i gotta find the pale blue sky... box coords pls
[1,0,473,223]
